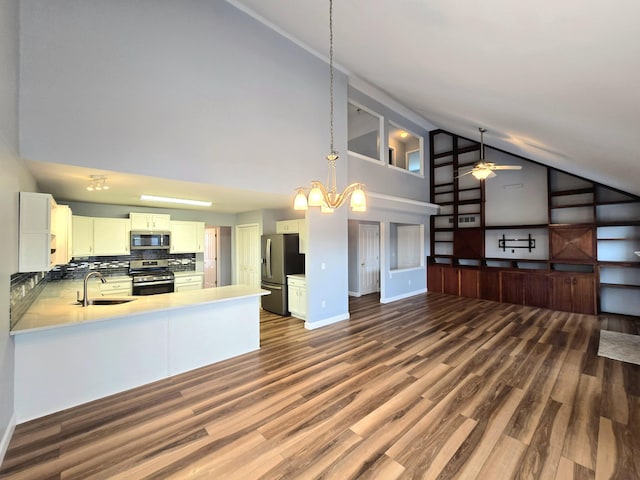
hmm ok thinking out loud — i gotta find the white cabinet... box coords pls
[174,273,204,292]
[287,275,307,320]
[276,219,299,233]
[130,213,171,231]
[93,218,131,256]
[72,216,130,257]
[297,220,308,255]
[276,219,307,254]
[19,192,55,272]
[52,205,73,265]
[171,221,205,253]
[100,277,132,296]
[72,216,94,257]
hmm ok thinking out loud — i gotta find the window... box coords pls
[348,102,382,162]
[388,122,423,176]
[391,223,424,270]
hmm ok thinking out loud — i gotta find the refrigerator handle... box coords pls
[266,237,272,278]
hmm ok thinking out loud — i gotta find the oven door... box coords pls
[132,280,174,296]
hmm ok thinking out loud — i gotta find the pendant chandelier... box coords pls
[294,0,366,214]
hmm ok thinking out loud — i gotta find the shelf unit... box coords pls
[428,129,640,316]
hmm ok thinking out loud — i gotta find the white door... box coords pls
[204,227,218,288]
[236,223,261,288]
[359,223,380,295]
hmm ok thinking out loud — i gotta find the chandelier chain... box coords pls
[329,0,335,156]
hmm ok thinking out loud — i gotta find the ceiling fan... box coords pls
[457,128,522,180]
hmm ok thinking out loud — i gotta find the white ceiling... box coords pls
[25,0,640,211]
[232,0,640,197]
[26,160,291,213]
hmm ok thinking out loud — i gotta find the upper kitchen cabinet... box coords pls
[72,215,94,257]
[72,216,131,257]
[52,204,73,266]
[276,219,307,254]
[93,218,131,255]
[19,192,55,272]
[130,213,171,231]
[171,221,205,254]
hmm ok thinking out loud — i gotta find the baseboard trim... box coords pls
[305,313,350,330]
[0,413,16,464]
[348,291,361,297]
[380,288,427,304]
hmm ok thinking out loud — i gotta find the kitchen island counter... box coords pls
[13,281,269,423]
[12,280,266,334]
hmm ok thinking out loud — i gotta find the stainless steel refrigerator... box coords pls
[261,234,305,315]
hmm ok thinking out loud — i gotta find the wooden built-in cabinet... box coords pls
[549,273,597,315]
[427,263,596,314]
[428,129,639,316]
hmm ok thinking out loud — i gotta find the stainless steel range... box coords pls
[129,259,175,296]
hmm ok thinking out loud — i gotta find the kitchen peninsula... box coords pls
[12,284,268,423]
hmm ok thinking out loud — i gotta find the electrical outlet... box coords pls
[321,300,326,308]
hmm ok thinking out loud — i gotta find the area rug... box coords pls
[598,330,640,366]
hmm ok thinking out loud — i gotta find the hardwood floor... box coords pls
[1,292,639,479]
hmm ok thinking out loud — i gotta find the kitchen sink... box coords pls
[85,298,136,306]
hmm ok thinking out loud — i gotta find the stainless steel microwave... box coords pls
[130,231,171,250]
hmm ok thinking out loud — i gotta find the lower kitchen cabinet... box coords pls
[174,273,204,292]
[287,275,306,320]
[100,278,132,296]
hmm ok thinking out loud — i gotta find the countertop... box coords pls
[287,274,306,280]
[12,280,268,335]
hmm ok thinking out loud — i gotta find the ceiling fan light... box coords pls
[472,169,493,180]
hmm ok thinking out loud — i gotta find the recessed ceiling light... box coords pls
[140,195,212,207]
[399,131,409,138]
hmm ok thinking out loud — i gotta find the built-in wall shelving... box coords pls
[428,129,640,317]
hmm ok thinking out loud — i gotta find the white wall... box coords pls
[19,0,332,199]
[0,0,38,461]
[484,149,548,226]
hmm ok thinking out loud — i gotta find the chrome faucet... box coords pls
[77,271,107,307]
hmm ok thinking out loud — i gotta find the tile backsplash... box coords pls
[10,271,47,330]
[49,251,196,280]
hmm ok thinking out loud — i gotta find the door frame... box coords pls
[358,222,381,296]
[234,223,260,288]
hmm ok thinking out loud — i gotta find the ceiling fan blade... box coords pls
[491,165,522,170]
[455,170,474,178]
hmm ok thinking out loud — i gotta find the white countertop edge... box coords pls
[12,286,270,336]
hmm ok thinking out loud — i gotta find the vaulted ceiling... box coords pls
[232,0,640,196]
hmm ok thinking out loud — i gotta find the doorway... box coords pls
[204,226,232,288]
[359,223,380,295]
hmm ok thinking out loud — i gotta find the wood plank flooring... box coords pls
[1,292,639,479]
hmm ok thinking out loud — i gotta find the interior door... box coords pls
[204,227,218,288]
[236,223,260,288]
[359,223,380,295]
